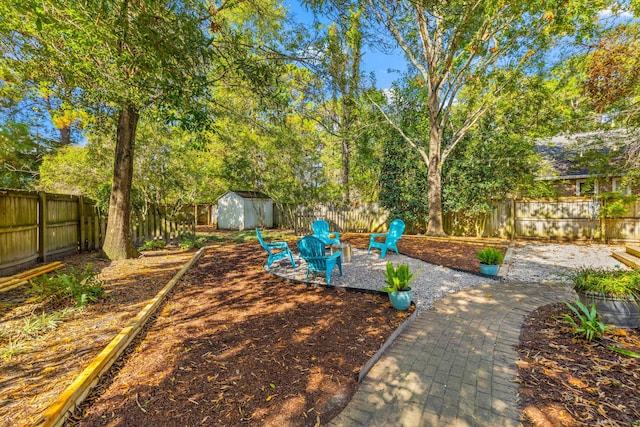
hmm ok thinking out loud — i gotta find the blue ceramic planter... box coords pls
[387,288,412,310]
[479,263,499,276]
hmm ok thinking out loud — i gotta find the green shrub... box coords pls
[139,239,167,251]
[28,265,105,308]
[559,300,608,342]
[570,268,640,299]
[477,247,504,265]
[381,262,415,292]
[179,233,208,249]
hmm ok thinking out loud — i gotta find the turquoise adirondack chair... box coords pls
[256,228,296,270]
[296,235,343,285]
[311,219,340,246]
[368,219,406,259]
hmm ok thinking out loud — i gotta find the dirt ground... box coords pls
[2,233,637,426]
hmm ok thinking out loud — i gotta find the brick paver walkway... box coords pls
[329,281,577,427]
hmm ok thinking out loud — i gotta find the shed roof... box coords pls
[219,190,271,200]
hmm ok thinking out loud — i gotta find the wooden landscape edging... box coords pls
[0,262,64,293]
[36,246,209,427]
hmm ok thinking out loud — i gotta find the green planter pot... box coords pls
[479,263,499,276]
[577,290,639,329]
[387,288,412,310]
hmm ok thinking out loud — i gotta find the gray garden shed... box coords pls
[217,190,273,230]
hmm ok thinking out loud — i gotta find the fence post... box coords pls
[151,210,157,239]
[162,208,169,241]
[511,198,517,241]
[38,191,48,262]
[78,196,85,252]
[93,215,99,250]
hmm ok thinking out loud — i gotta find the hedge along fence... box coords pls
[0,189,196,277]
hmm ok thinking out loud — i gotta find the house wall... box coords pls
[549,177,638,197]
[217,192,244,230]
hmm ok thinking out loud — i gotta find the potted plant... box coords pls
[570,267,640,329]
[381,262,415,310]
[477,247,504,276]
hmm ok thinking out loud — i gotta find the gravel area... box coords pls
[269,241,629,313]
[501,241,628,284]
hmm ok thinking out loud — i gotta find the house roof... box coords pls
[219,190,271,200]
[535,129,636,179]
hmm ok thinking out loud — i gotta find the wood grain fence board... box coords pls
[291,198,639,243]
[2,190,196,275]
[0,190,39,269]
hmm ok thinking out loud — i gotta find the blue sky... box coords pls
[284,3,637,90]
[285,0,406,89]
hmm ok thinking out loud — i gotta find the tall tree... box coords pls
[324,6,364,203]
[303,0,367,203]
[366,0,610,235]
[1,0,282,259]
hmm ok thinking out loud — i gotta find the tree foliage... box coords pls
[0,121,60,189]
[582,21,640,178]
[584,23,640,118]
[366,0,612,236]
[1,0,287,259]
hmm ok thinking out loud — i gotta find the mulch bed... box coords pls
[517,302,640,426]
[0,250,195,427]
[71,243,414,426]
[3,233,637,426]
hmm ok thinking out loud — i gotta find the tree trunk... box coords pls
[59,125,71,145]
[426,155,446,236]
[340,135,350,204]
[426,120,446,236]
[102,104,140,260]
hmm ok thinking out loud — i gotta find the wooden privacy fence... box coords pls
[1,189,195,276]
[444,197,640,242]
[0,189,103,276]
[130,206,194,245]
[293,197,639,243]
[293,203,390,235]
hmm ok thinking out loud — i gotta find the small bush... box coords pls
[477,247,504,265]
[28,265,105,308]
[559,300,608,342]
[179,233,208,249]
[0,338,31,360]
[139,239,167,251]
[570,268,640,299]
